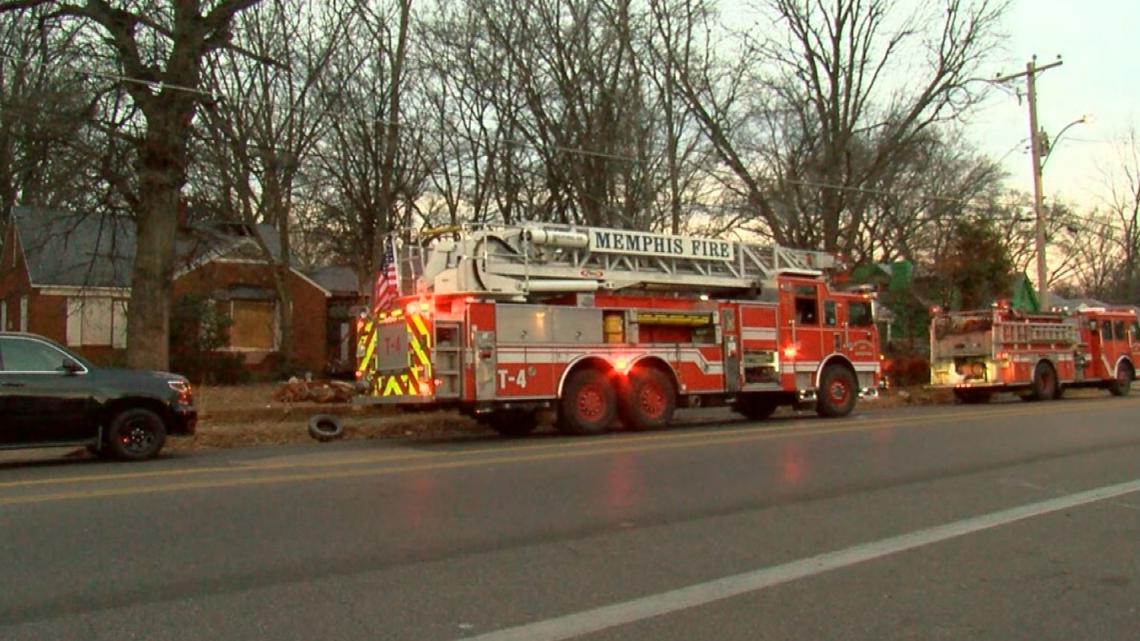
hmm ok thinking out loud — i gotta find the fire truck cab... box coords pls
[357,224,881,436]
[929,303,1137,403]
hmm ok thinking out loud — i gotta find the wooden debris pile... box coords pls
[272,378,356,404]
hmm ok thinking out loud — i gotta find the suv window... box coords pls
[0,337,73,372]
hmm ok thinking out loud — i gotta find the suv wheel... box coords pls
[106,408,168,460]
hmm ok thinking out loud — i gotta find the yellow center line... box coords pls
[2,398,1136,507]
[0,401,1083,491]
[1,398,1132,492]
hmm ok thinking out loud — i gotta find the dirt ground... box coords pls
[181,382,1112,452]
[179,383,484,451]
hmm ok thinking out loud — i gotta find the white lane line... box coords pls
[460,477,1140,641]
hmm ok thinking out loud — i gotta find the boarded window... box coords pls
[230,300,276,349]
[66,298,128,347]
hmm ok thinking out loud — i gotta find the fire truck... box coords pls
[355,224,881,436]
[928,302,1138,403]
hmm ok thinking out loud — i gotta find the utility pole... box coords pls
[996,55,1063,312]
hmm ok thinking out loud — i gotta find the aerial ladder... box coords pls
[388,223,845,301]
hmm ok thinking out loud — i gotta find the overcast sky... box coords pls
[973,0,1138,209]
[724,0,1137,210]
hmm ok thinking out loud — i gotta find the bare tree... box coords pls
[664,0,1007,254]
[468,0,670,228]
[1055,129,1140,302]
[196,0,346,368]
[0,0,265,370]
[1097,128,1140,301]
[850,130,1006,263]
[0,8,97,218]
[309,0,421,284]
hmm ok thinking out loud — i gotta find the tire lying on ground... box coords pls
[308,414,345,442]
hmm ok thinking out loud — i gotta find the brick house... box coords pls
[0,206,360,376]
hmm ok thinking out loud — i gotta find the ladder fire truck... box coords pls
[928,302,1138,403]
[355,224,881,436]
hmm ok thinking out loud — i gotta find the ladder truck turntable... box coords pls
[355,223,882,436]
[928,302,1138,403]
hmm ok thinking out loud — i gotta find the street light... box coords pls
[1039,114,1091,171]
[1030,112,1089,311]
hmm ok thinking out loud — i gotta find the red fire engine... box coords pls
[928,302,1138,403]
[355,224,881,436]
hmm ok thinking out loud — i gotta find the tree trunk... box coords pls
[126,107,189,371]
[126,172,179,370]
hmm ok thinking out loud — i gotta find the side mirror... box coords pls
[61,358,84,374]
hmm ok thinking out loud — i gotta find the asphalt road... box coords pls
[1,396,1139,640]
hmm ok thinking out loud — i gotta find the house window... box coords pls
[1,300,6,331]
[66,297,129,347]
[19,295,28,332]
[229,300,277,350]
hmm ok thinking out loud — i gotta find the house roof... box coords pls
[11,206,136,288]
[9,206,326,293]
[306,266,359,296]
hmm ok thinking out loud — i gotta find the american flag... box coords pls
[372,241,399,314]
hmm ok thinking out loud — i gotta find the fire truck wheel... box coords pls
[557,367,617,435]
[734,394,779,421]
[482,410,539,438]
[618,367,676,431]
[816,365,858,418]
[308,414,345,442]
[1026,362,1057,401]
[1108,363,1134,397]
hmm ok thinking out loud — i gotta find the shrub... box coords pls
[170,294,238,384]
[882,345,930,387]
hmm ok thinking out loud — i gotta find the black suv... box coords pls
[0,332,196,460]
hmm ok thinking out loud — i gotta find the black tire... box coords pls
[106,408,167,461]
[734,394,779,421]
[954,389,992,404]
[1108,363,1134,397]
[617,367,676,431]
[816,365,858,418]
[481,410,539,438]
[557,367,617,435]
[308,414,345,442]
[1026,362,1057,401]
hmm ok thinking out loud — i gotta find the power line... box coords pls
[0,52,212,97]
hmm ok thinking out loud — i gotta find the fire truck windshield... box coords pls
[848,301,874,327]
